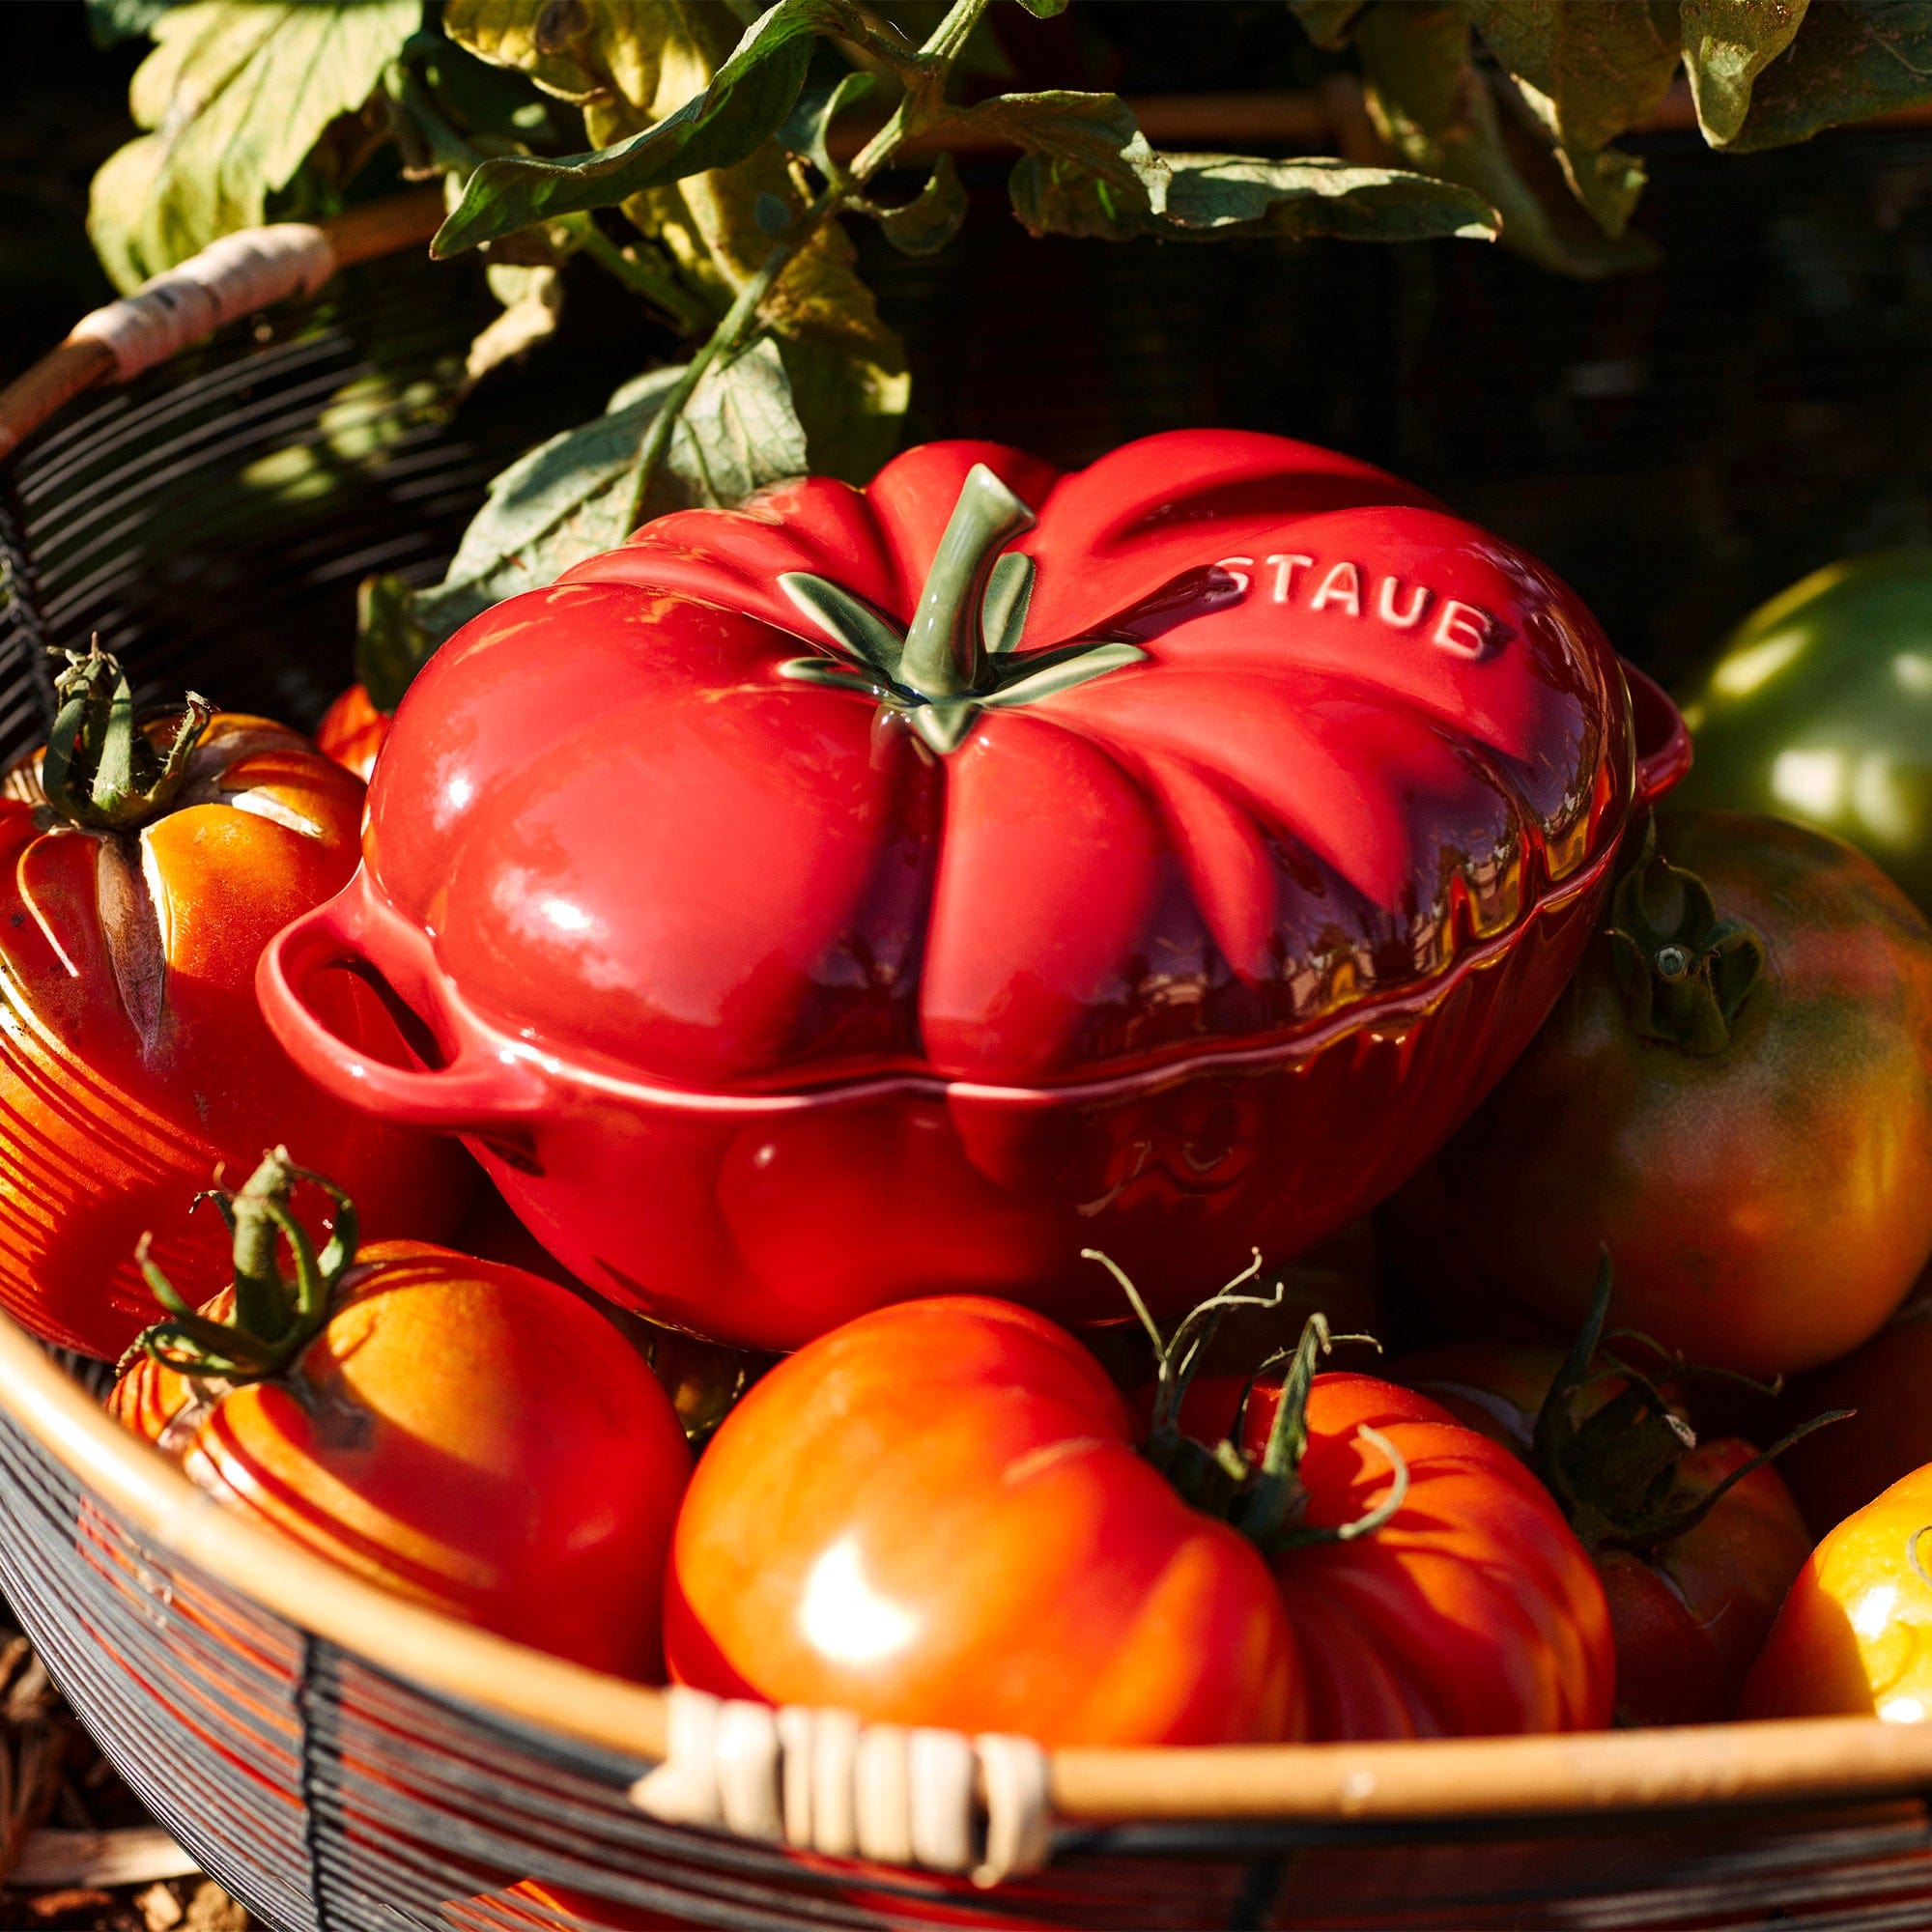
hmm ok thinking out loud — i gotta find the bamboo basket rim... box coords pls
[3,157,1931,1845]
[2,1274,1929,1833]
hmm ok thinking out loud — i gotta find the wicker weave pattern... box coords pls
[10,1389,1932,1929]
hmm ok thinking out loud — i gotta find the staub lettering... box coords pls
[1215,554,1499,661]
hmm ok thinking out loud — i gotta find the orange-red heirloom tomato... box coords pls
[1213,1370,1615,1741]
[0,649,470,1358]
[665,1295,1302,1747]
[1397,1332,1813,1728]
[109,1156,691,1678]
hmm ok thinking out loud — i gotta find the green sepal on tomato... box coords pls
[108,1151,692,1679]
[1396,1261,1828,1727]
[1383,810,1932,1378]
[1149,1281,1613,1743]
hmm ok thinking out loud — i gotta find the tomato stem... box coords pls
[1532,1253,1850,1552]
[1090,1251,1406,1553]
[130,1150,359,1383]
[1608,816,1765,1055]
[40,639,212,834]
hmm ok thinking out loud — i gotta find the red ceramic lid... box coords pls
[364,431,1637,1094]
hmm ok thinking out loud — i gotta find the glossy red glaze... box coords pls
[260,433,1687,1349]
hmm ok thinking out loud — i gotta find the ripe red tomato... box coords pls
[1383,811,1932,1377]
[1396,1327,1814,1727]
[1173,1360,1613,1740]
[108,1154,690,1677]
[0,647,471,1359]
[316,682,388,782]
[665,1294,1302,1747]
[1741,1463,1932,1723]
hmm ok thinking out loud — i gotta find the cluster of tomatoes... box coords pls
[80,648,1932,1749]
[17,463,1932,1765]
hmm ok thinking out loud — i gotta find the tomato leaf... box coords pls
[1358,2,1658,277]
[1678,0,1810,146]
[988,91,1496,244]
[357,365,684,702]
[776,329,908,485]
[1719,0,1932,151]
[432,0,866,256]
[1010,0,1069,15]
[1461,0,1682,240]
[87,0,178,48]
[779,70,879,178]
[1159,155,1498,241]
[440,0,698,111]
[966,91,1153,230]
[355,341,810,703]
[650,335,810,514]
[869,152,969,254]
[87,0,418,293]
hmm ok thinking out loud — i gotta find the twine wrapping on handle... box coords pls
[69,225,336,382]
[630,1687,1053,1887]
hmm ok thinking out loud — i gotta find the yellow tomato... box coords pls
[1741,1463,1932,1721]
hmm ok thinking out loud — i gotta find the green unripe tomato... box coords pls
[1677,552,1932,916]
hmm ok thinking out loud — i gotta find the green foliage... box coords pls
[1322,0,1932,271]
[994,87,1498,243]
[1720,1,1932,151]
[780,71,879,182]
[83,0,1932,716]
[1355,3,1657,277]
[356,339,809,703]
[869,153,970,255]
[432,0,851,257]
[89,0,419,293]
[1678,0,1809,147]
[87,0,182,48]
[1460,1,1679,239]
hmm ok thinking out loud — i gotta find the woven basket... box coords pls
[5,196,1932,1932]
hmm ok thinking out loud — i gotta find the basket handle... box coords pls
[257,871,548,1136]
[1624,659,1691,808]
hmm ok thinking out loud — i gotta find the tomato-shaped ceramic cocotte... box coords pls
[261,432,1687,1350]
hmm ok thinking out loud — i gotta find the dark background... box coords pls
[7,0,1932,697]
